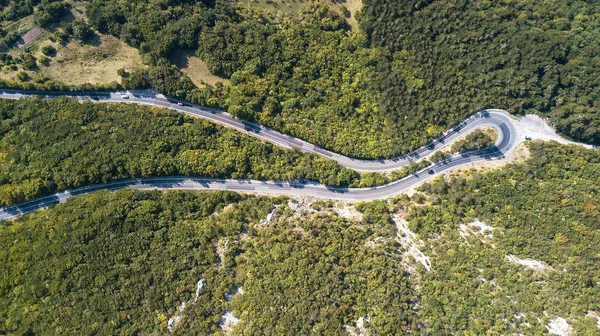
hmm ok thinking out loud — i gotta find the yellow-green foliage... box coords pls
[411,142,600,333]
[0,190,418,334]
[0,97,361,206]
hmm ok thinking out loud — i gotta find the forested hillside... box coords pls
[84,0,600,156]
[3,0,599,157]
[0,97,362,206]
[361,0,600,146]
[0,0,39,22]
[0,190,418,334]
[2,142,599,334]
[83,0,397,158]
[407,142,600,333]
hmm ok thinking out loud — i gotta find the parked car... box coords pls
[525,135,532,141]
[177,102,184,106]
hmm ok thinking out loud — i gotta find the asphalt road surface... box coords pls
[0,89,519,220]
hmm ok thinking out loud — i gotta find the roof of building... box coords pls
[15,27,43,48]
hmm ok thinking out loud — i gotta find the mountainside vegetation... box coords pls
[3,0,600,157]
[407,142,600,333]
[0,97,502,208]
[84,0,600,156]
[0,190,419,334]
[84,0,397,158]
[0,97,363,206]
[2,142,599,334]
[361,0,600,146]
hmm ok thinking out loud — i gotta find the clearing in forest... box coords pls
[170,49,229,87]
[240,0,362,30]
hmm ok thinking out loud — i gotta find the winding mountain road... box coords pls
[0,89,519,220]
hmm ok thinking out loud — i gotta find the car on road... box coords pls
[525,135,532,141]
[121,94,129,99]
[428,169,435,175]
[177,102,184,106]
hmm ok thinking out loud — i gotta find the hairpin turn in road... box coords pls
[0,89,519,220]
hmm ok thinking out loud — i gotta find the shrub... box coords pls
[72,21,94,41]
[38,55,51,66]
[20,54,37,70]
[16,71,29,82]
[41,45,56,56]
[117,67,129,77]
[54,30,69,44]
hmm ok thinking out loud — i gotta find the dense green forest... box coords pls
[2,142,599,334]
[83,0,397,158]
[0,97,365,206]
[361,0,600,146]
[83,0,600,156]
[407,142,600,333]
[0,97,479,207]
[0,0,39,23]
[2,1,600,334]
[3,0,600,157]
[0,190,419,334]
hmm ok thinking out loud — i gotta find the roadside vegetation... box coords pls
[0,190,419,334]
[408,142,600,333]
[0,97,363,206]
[3,0,600,158]
[450,129,495,153]
[2,141,598,334]
[0,97,507,207]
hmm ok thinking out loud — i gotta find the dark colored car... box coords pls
[428,169,435,175]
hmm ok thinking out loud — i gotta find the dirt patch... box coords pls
[334,203,363,221]
[393,216,432,273]
[1,33,144,85]
[43,35,144,85]
[514,114,594,149]
[170,49,229,87]
[506,254,554,273]
[344,316,370,336]
[546,316,574,336]
[330,0,363,31]
[240,0,311,18]
[445,141,530,174]
[459,220,495,247]
[220,310,240,335]
[240,0,362,31]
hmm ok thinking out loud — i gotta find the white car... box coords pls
[121,94,129,99]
